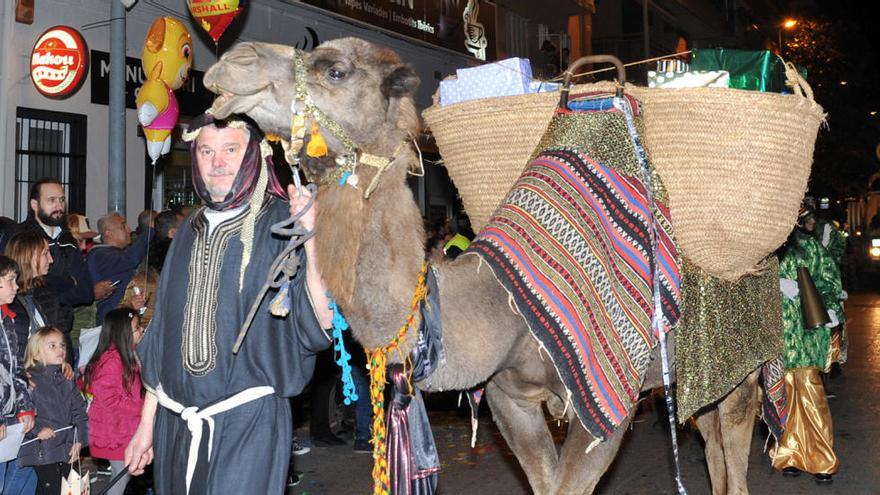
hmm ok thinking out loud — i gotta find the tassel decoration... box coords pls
[307,122,329,157]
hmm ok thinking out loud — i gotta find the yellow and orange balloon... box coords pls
[136,17,192,164]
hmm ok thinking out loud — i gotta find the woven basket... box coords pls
[423,72,824,281]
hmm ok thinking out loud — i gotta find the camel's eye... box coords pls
[327,67,347,81]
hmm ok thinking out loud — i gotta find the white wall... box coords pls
[1,0,476,225]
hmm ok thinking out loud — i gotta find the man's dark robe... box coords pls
[137,197,330,494]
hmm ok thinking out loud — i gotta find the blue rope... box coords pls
[329,298,358,405]
[339,171,351,186]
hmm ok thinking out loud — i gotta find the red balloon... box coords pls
[187,0,243,44]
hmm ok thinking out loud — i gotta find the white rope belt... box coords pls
[154,385,275,494]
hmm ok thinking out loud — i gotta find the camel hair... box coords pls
[203,38,761,495]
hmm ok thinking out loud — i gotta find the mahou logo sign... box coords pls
[31,26,89,98]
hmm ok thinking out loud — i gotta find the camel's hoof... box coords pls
[814,473,834,484]
[782,467,801,477]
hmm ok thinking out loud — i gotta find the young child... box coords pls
[18,326,88,495]
[0,255,37,493]
[83,307,145,495]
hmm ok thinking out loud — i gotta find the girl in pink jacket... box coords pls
[83,308,144,495]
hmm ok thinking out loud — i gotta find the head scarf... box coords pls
[186,113,286,211]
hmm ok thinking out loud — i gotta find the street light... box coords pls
[778,18,798,56]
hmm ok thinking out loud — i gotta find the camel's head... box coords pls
[204,38,420,184]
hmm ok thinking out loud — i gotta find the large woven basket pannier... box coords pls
[423,68,825,281]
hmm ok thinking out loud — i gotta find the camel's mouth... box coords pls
[209,90,258,119]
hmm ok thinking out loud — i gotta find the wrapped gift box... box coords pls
[440,57,533,105]
[648,70,730,88]
[439,79,469,106]
[690,48,806,93]
[529,80,561,93]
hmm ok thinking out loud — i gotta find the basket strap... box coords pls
[782,60,815,102]
[559,55,626,109]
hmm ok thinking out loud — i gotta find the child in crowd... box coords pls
[83,308,145,495]
[19,326,88,495]
[0,256,37,493]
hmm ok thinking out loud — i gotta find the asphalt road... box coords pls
[290,292,880,494]
[87,293,879,494]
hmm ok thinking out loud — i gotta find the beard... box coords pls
[37,208,66,228]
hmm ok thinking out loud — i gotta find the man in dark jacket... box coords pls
[0,178,115,337]
[88,213,153,325]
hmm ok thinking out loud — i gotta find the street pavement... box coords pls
[89,293,879,494]
[289,292,880,494]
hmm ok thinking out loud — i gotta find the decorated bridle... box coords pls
[279,51,412,199]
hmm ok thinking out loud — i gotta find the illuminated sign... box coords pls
[30,26,89,99]
[299,0,496,60]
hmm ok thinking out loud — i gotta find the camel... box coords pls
[203,38,762,494]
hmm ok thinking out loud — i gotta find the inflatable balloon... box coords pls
[136,76,179,164]
[187,0,244,44]
[142,17,193,91]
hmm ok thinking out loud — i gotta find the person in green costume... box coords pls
[803,198,849,371]
[771,204,841,483]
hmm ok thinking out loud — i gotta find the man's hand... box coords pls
[20,415,35,434]
[287,184,316,232]
[61,362,74,381]
[69,442,82,463]
[94,280,116,301]
[37,426,55,440]
[125,426,154,475]
[0,424,6,441]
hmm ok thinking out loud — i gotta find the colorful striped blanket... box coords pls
[469,135,681,440]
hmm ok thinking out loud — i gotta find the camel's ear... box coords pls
[381,65,419,100]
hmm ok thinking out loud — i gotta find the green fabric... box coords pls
[690,48,806,93]
[814,219,846,268]
[71,303,97,348]
[779,233,842,369]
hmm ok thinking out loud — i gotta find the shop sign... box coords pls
[30,26,89,98]
[89,50,213,117]
[298,0,495,60]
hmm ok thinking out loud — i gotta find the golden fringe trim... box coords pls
[238,141,272,290]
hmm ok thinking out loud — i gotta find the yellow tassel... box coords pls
[306,122,328,157]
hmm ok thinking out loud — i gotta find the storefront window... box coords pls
[143,123,198,212]
[14,107,87,221]
[161,145,197,209]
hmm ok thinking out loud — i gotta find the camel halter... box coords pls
[281,51,409,199]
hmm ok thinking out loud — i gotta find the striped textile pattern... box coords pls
[468,146,681,440]
[761,355,787,439]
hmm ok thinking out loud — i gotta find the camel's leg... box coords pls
[695,368,761,495]
[695,408,727,495]
[717,369,760,495]
[554,411,633,495]
[486,378,558,494]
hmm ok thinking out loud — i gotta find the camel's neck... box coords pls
[314,161,529,391]
[315,165,426,350]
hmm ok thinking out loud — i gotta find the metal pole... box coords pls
[108,0,126,215]
[643,0,650,59]
[0,2,14,218]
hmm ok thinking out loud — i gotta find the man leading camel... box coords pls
[124,115,333,494]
